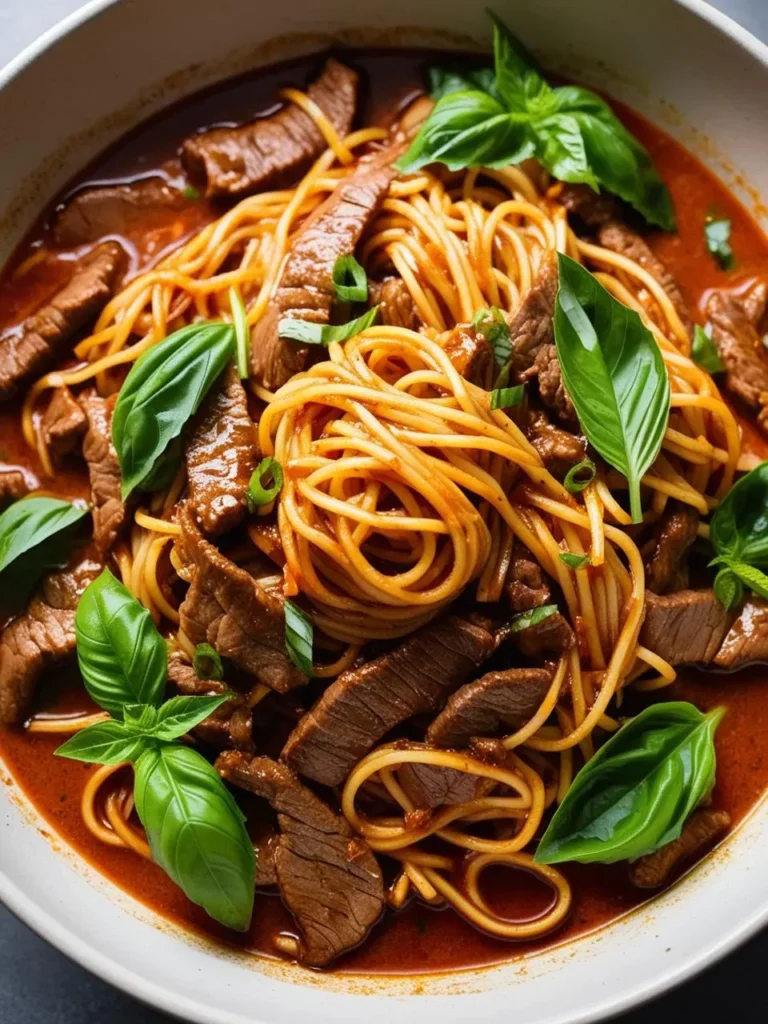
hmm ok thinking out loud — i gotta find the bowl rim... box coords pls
[1,1,768,1021]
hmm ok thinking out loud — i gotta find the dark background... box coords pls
[1,0,767,1020]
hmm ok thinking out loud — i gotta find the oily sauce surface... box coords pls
[1,49,768,975]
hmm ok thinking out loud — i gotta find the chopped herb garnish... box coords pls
[559,551,590,569]
[472,306,511,368]
[332,254,368,303]
[704,215,735,270]
[509,604,558,632]
[246,457,284,512]
[490,383,525,410]
[691,324,724,374]
[279,305,379,346]
[563,458,597,495]
[182,185,201,201]
[193,643,224,682]
[284,599,314,677]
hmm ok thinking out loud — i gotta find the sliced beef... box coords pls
[167,649,253,751]
[557,182,618,228]
[282,614,496,786]
[0,243,123,401]
[254,827,280,888]
[250,160,393,391]
[426,667,553,749]
[176,503,305,692]
[510,611,574,662]
[247,520,285,567]
[51,178,188,247]
[216,751,384,966]
[645,503,698,595]
[713,599,768,670]
[42,386,87,460]
[80,392,127,556]
[441,326,494,387]
[742,281,767,328]
[182,59,358,200]
[706,290,768,430]
[640,590,733,666]
[506,542,551,613]
[397,744,486,809]
[184,365,258,536]
[526,409,586,479]
[629,809,731,889]
[369,277,421,331]
[0,554,100,726]
[597,221,692,337]
[0,469,29,506]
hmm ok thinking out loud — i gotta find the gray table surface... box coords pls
[1,0,767,1020]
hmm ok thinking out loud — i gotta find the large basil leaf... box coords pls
[710,462,768,568]
[55,720,150,764]
[0,497,88,603]
[75,569,167,717]
[536,702,724,865]
[429,65,499,101]
[489,9,549,110]
[151,695,230,742]
[112,322,234,499]
[134,745,255,931]
[554,253,670,523]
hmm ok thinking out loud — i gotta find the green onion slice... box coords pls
[246,457,284,512]
[490,384,525,410]
[278,306,379,346]
[230,287,250,380]
[332,254,368,303]
[284,599,313,677]
[564,458,597,495]
[193,643,224,682]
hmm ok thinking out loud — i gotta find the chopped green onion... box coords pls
[278,305,379,346]
[692,324,724,374]
[246,457,283,512]
[229,286,250,380]
[472,307,511,367]
[490,384,525,410]
[332,254,368,303]
[193,643,224,681]
[182,185,201,201]
[284,599,313,677]
[564,458,596,495]
[559,551,590,569]
[704,215,735,270]
[509,604,558,632]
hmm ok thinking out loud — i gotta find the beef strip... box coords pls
[629,809,731,889]
[250,160,393,390]
[0,553,101,726]
[42,386,87,460]
[510,612,575,662]
[282,614,496,786]
[51,178,188,247]
[216,751,384,966]
[0,470,29,505]
[441,326,494,387]
[706,290,768,430]
[742,281,767,328]
[167,649,253,751]
[248,521,285,567]
[640,590,733,666]
[184,365,258,536]
[253,827,280,888]
[426,667,553,749]
[397,743,487,809]
[369,277,421,331]
[506,542,551,613]
[713,599,768,670]
[80,391,127,557]
[597,221,693,337]
[0,243,123,401]
[526,408,586,479]
[176,503,306,692]
[182,59,358,200]
[557,182,618,228]
[645,503,698,594]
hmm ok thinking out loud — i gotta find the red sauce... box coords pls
[1,49,768,975]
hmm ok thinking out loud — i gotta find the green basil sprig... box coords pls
[704,215,735,270]
[709,461,768,607]
[57,569,255,931]
[554,253,670,523]
[536,702,724,865]
[332,255,368,303]
[284,598,313,676]
[397,11,674,230]
[278,305,379,346]
[113,322,235,499]
[692,324,724,374]
[0,496,88,602]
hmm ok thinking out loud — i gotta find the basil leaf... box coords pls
[134,745,255,931]
[692,324,724,374]
[563,458,597,495]
[246,457,284,512]
[713,566,743,611]
[728,561,768,601]
[151,695,230,742]
[0,496,88,602]
[536,702,724,865]
[332,255,368,303]
[55,720,150,764]
[284,598,313,676]
[709,462,768,568]
[488,9,549,111]
[554,253,670,523]
[395,91,534,174]
[534,111,596,190]
[193,643,224,681]
[182,185,201,201]
[559,551,590,569]
[113,322,234,499]
[472,307,512,367]
[429,65,498,101]
[705,216,735,270]
[123,704,159,732]
[509,604,557,632]
[490,384,525,410]
[75,569,167,717]
[278,305,379,346]
[229,287,250,380]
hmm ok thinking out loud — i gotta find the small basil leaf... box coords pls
[509,603,557,632]
[55,721,149,764]
[713,566,743,611]
[490,384,525,411]
[728,561,768,601]
[709,462,768,568]
[229,287,250,380]
[134,745,255,931]
[332,255,368,303]
[534,112,597,190]
[429,65,498,101]
[151,695,230,742]
[472,307,511,367]
[193,643,224,682]
[559,551,590,569]
[536,702,724,865]
[554,253,670,523]
[278,305,379,346]
[123,704,159,732]
[75,569,167,717]
[564,458,597,495]
[284,598,313,677]
[246,457,284,512]
[692,324,724,374]
[0,497,89,603]
[112,322,235,499]
[488,9,550,111]
[704,216,735,270]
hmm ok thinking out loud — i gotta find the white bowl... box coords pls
[1,1,767,1021]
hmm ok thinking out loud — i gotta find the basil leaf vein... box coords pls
[229,287,250,380]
